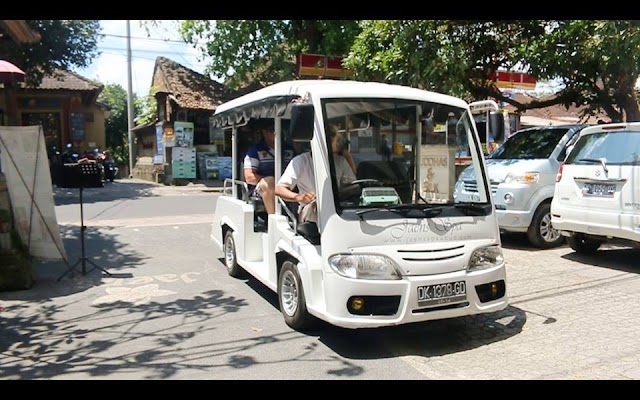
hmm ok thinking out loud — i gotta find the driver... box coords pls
[276,126,356,223]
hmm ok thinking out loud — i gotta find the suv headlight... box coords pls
[468,245,504,272]
[328,254,401,280]
[504,172,539,184]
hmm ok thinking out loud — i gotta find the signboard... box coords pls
[297,53,353,78]
[419,145,457,203]
[0,126,67,260]
[155,123,164,156]
[490,71,537,90]
[174,121,194,147]
[70,112,85,141]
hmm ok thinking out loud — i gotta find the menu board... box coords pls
[70,113,85,141]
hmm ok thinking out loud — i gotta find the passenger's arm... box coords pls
[342,150,356,174]
[275,184,315,203]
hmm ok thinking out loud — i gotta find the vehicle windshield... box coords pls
[490,127,570,159]
[565,130,640,165]
[321,98,491,218]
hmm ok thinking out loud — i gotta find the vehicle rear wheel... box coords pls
[278,260,314,331]
[527,203,564,249]
[223,230,243,278]
[567,233,603,254]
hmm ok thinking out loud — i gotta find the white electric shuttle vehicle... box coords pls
[210,80,508,330]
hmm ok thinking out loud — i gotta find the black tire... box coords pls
[527,203,564,249]
[567,233,603,254]
[278,260,314,331]
[223,230,243,278]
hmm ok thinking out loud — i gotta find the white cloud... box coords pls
[73,20,208,98]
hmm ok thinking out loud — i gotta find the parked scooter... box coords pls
[60,143,79,164]
[97,150,118,182]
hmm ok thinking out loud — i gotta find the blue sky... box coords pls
[72,20,209,98]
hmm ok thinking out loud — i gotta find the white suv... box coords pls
[551,122,640,253]
[454,124,587,248]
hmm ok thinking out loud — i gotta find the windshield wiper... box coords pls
[453,202,491,216]
[355,205,443,220]
[578,158,608,174]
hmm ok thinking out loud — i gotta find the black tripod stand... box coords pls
[57,163,111,281]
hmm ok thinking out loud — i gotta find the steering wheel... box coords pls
[350,179,383,187]
[338,179,383,202]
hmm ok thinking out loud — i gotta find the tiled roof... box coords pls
[38,69,103,91]
[151,56,233,111]
[505,92,607,124]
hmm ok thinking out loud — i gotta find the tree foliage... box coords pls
[175,20,361,89]
[345,21,546,103]
[345,20,640,122]
[0,20,101,86]
[151,20,640,122]
[98,83,136,165]
[519,20,640,122]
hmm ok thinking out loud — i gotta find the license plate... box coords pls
[584,183,615,197]
[417,281,467,307]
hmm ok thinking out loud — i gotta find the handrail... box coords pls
[277,196,298,231]
[223,179,249,201]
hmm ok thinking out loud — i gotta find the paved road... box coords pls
[1,179,639,380]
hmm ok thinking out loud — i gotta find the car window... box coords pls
[566,130,640,165]
[556,130,582,161]
[490,127,570,160]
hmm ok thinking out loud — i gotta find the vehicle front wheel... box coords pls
[278,260,314,331]
[223,230,243,278]
[567,233,603,254]
[527,203,564,249]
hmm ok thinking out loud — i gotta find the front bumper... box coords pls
[317,265,508,329]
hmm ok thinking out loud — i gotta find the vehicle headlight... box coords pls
[504,172,539,184]
[468,245,504,272]
[328,254,401,280]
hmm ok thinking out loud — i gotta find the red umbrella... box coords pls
[0,60,26,85]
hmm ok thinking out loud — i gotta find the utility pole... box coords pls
[126,20,135,178]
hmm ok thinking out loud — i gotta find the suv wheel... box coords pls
[567,233,603,254]
[527,203,564,249]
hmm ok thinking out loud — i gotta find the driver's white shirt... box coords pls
[278,152,355,206]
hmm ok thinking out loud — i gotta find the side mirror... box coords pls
[489,112,505,143]
[290,102,314,142]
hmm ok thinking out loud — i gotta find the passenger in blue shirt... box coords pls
[244,120,295,215]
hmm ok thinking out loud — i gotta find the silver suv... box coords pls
[454,124,588,248]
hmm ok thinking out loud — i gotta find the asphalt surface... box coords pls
[1,178,639,381]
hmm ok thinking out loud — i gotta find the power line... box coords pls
[102,33,191,44]
[148,24,198,73]
[98,50,210,69]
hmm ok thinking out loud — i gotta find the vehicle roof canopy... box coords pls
[210,80,467,129]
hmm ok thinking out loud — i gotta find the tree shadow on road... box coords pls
[0,290,250,379]
[1,223,149,301]
[53,180,163,206]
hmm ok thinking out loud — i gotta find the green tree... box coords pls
[344,20,546,104]
[345,20,640,122]
[98,83,135,166]
[172,20,361,89]
[521,20,640,122]
[135,87,158,127]
[0,20,101,85]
